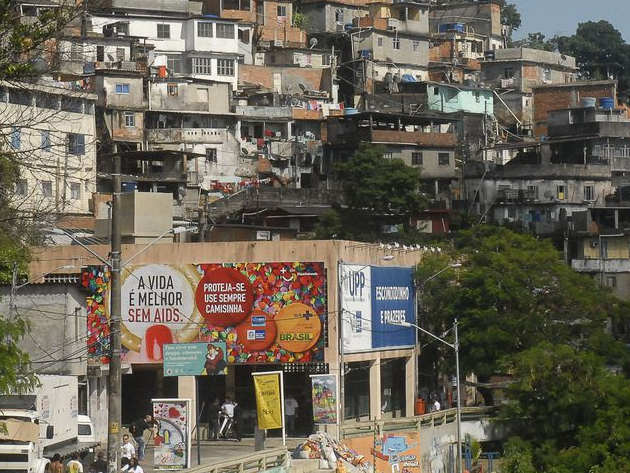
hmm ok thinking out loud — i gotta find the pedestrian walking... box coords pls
[129,414,158,461]
[121,434,135,461]
[65,452,83,473]
[50,454,64,473]
[284,394,298,436]
[207,399,221,440]
[89,451,107,473]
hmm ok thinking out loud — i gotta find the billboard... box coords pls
[85,262,326,364]
[341,265,415,353]
[163,342,228,376]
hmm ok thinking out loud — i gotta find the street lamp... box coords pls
[395,319,462,473]
[337,255,394,434]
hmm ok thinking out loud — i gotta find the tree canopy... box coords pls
[556,21,630,98]
[314,144,426,241]
[416,226,630,472]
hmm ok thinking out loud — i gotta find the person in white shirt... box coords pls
[432,398,441,412]
[284,394,299,436]
[65,452,84,473]
[128,457,144,473]
[121,434,135,461]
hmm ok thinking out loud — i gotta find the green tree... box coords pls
[318,144,425,241]
[416,226,629,401]
[556,21,630,97]
[513,32,556,51]
[500,343,630,473]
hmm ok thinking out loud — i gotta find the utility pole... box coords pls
[107,155,122,473]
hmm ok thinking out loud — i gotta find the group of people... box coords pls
[207,397,242,441]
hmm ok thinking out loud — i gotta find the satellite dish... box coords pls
[298,83,306,92]
[241,148,249,155]
[309,38,318,49]
[107,54,115,61]
[451,57,459,66]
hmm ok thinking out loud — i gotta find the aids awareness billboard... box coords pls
[84,262,326,364]
[340,265,415,353]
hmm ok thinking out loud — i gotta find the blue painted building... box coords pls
[427,82,494,115]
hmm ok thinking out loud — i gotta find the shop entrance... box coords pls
[121,367,178,425]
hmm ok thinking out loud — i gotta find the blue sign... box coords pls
[370,267,416,349]
[163,342,227,377]
[251,316,267,327]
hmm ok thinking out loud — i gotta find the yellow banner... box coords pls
[253,373,283,429]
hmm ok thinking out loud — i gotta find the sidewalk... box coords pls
[140,437,303,472]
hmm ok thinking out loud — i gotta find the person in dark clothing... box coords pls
[89,451,107,473]
[129,414,158,461]
[207,399,221,440]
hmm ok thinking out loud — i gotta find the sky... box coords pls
[513,0,630,42]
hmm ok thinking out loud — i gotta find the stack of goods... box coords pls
[292,432,371,473]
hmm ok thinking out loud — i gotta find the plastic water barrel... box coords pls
[580,97,597,108]
[600,97,615,109]
[344,108,359,116]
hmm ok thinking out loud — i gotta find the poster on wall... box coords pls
[163,342,228,377]
[310,374,338,425]
[340,265,415,353]
[152,399,191,471]
[343,431,421,473]
[85,262,326,364]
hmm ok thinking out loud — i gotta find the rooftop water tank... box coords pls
[580,97,596,108]
[600,97,615,109]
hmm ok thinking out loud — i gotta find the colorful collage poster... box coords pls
[84,262,326,365]
[310,374,338,425]
[152,399,191,471]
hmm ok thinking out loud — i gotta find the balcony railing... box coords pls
[146,128,227,144]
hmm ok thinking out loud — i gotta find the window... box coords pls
[434,87,439,95]
[412,40,420,52]
[68,133,85,155]
[16,179,27,196]
[41,131,51,151]
[377,37,383,47]
[584,185,595,201]
[116,48,125,61]
[216,24,235,39]
[198,22,213,37]
[61,97,83,113]
[383,152,393,159]
[606,276,617,288]
[557,185,566,200]
[335,9,344,22]
[36,93,58,110]
[96,45,104,62]
[438,153,450,166]
[322,54,331,66]
[619,145,630,158]
[256,2,264,24]
[412,152,423,165]
[603,144,614,158]
[527,185,539,199]
[206,148,218,163]
[393,38,400,49]
[124,112,135,127]
[507,206,516,219]
[9,90,31,106]
[192,58,212,75]
[167,83,179,96]
[157,24,170,39]
[503,67,514,79]
[41,181,52,197]
[166,55,182,74]
[115,83,130,94]
[10,127,20,149]
[70,182,81,200]
[277,5,287,16]
[238,28,250,44]
[217,59,235,76]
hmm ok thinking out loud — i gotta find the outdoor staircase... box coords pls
[289,458,335,473]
